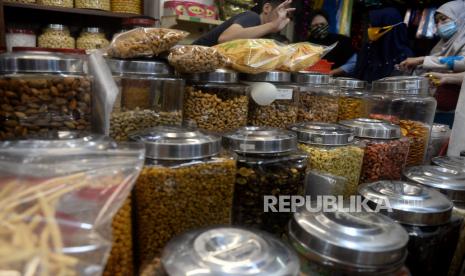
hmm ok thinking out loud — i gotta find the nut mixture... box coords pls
[38,28,75,49]
[111,0,142,14]
[183,86,248,132]
[299,144,365,197]
[359,138,410,183]
[338,96,367,121]
[233,153,307,237]
[249,100,298,128]
[75,0,111,10]
[0,76,91,140]
[168,46,228,74]
[298,92,338,123]
[140,258,167,276]
[77,32,110,50]
[103,197,133,276]
[134,159,236,265]
[400,120,430,166]
[37,0,72,7]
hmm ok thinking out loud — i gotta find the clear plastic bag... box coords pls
[107,27,189,59]
[0,137,145,275]
[279,42,325,72]
[168,45,228,74]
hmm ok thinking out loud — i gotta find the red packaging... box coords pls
[205,5,217,19]
[163,0,186,16]
[185,1,206,17]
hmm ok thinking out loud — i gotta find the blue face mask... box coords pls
[438,21,458,40]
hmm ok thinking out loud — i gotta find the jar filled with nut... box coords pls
[289,122,364,197]
[130,126,236,267]
[38,24,75,49]
[75,0,110,11]
[223,126,307,237]
[37,0,72,7]
[370,76,436,166]
[0,49,92,140]
[243,71,299,128]
[107,59,184,141]
[184,70,250,133]
[111,0,142,14]
[76,27,110,50]
[335,77,369,121]
[340,118,410,184]
[293,72,339,123]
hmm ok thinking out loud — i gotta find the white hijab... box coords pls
[430,0,465,56]
[448,74,465,155]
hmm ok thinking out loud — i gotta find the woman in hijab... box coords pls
[353,7,413,82]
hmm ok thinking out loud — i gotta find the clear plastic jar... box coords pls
[38,24,75,49]
[107,59,184,141]
[289,122,364,197]
[131,127,236,267]
[0,49,91,140]
[111,0,142,14]
[425,124,451,164]
[76,27,110,50]
[293,73,339,123]
[6,28,36,52]
[75,0,110,11]
[244,71,299,128]
[223,127,307,237]
[37,0,72,7]
[183,70,250,133]
[335,77,369,121]
[370,77,437,166]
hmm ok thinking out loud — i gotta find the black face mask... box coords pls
[309,24,329,39]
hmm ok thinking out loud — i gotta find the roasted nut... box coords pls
[111,0,142,14]
[77,31,110,50]
[37,0,72,7]
[38,27,75,49]
[399,120,430,166]
[249,91,299,128]
[298,91,338,123]
[75,0,110,10]
[168,46,228,74]
[338,96,367,121]
[140,257,167,276]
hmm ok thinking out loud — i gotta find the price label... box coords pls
[276,88,293,100]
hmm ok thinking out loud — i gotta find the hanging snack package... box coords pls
[168,45,229,73]
[279,42,324,72]
[214,39,285,74]
[0,136,145,275]
[107,27,189,59]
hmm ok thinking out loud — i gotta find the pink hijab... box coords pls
[431,0,465,56]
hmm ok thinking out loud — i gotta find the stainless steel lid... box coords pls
[432,156,465,173]
[292,72,331,84]
[404,165,465,203]
[289,122,354,145]
[162,227,300,276]
[107,58,173,76]
[185,69,238,83]
[222,126,296,154]
[0,51,86,74]
[130,126,220,160]
[45,24,68,31]
[431,123,451,138]
[288,206,408,271]
[82,27,103,33]
[372,76,429,95]
[335,77,367,89]
[359,181,453,226]
[339,118,401,139]
[242,71,291,83]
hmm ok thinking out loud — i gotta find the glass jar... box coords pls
[359,181,461,276]
[289,122,364,197]
[433,156,465,173]
[111,0,142,14]
[160,227,300,276]
[304,170,349,197]
[183,70,250,133]
[131,127,236,267]
[288,203,409,276]
[76,27,110,50]
[38,24,75,49]
[452,205,465,276]
[370,76,437,166]
[425,124,451,164]
[0,49,92,140]
[222,126,307,237]
[75,0,110,11]
[244,71,299,128]
[293,72,339,123]
[37,0,72,7]
[335,77,369,121]
[107,59,184,141]
[6,28,36,52]
[340,118,409,183]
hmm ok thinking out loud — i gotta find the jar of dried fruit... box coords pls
[340,118,410,184]
[130,126,236,267]
[223,126,307,237]
[293,72,339,123]
[370,76,437,166]
[106,59,184,141]
[289,122,364,197]
[76,27,109,50]
[183,70,250,133]
[75,0,110,11]
[38,24,75,49]
[335,77,369,121]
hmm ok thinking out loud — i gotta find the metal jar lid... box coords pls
[335,77,367,89]
[130,126,220,160]
[432,156,465,172]
[107,58,173,76]
[82,27,103,34]
[45,24,68,31]
[185,69,238,83]
[162,226,300,276]
[222,126,297,154]
[289,122,354,146]
[242,71,291,83]
[372,76,429,95]
[339,118,401,139]
[292,72,331,85]
[288,206,408,272]
[358,181,453,226]
[0,50,86,74]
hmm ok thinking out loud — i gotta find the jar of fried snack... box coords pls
[37,0,72,7]
[76,27,110,50]
[335,77,369,121]
[38,24,75,49]
[111,0,142,14]
[75,0,110,11]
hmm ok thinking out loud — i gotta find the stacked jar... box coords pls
[6,28,36,52]
[293,73,339,123]
[37,0,72,7]
[131,127,236,267]
[76,27,109,50]
[107,59,184,141]
[183,70,250,133]
[38,24,75,49]
[370,76,437,166]
[244,71,299,128]
[289,122,364,197]
[424,124,451,164]
[360,181,461,276]
[75,0,110,11]
[335,77,369,121]
[0,48,91,140]
[340,118,409,183]
[111,0,142,14]
[223,126,307,237]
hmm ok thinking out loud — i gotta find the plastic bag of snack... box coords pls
[168,45,228,73]
[107,27,189,59]
[214,39,286,74]
[279,42,336,72]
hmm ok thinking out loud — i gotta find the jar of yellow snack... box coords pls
[38,24,75,49]
[75,0,110,11]
[111,0,142,14]
[77,27,110,50]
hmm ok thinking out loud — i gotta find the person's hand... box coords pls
[424,72,464,86]
[270,0,295,32]
[398,57,425,71]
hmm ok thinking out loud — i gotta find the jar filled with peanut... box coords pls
[38,24,75,49]
[335,77,369,121]
[37,0,72,7]
[111,0,142,14]
[75,0,110,11]
[77,27,110,50]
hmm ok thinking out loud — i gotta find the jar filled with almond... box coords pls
[335,77,369,121]
[38,24,75,49]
